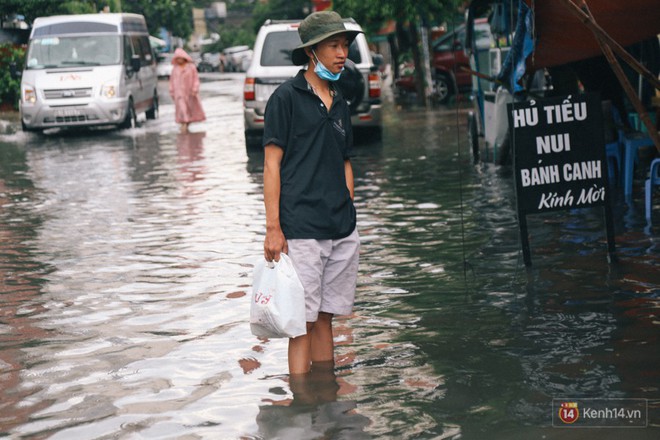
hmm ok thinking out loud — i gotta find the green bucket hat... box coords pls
[291,11,362,66]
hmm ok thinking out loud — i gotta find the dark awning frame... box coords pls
[466,0,660,153]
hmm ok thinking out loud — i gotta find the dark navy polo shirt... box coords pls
[262,69,356,240]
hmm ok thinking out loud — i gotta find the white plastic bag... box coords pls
[250,253,306,338]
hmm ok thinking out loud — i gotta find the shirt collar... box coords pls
[293,69,338,97]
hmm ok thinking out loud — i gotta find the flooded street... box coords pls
[0,73,658,439]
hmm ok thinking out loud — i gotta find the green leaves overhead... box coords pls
[0,0,195,39]
[121,0,194,38]
[334,0,463,30]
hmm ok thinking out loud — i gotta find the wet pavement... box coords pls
[0,72,658,439]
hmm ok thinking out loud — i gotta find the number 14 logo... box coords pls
[558,402,580,424]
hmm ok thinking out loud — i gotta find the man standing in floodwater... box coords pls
[262,11,360,375]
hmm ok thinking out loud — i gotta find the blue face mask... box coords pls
[312,50,343,82]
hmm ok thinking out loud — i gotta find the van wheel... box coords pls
[432,73,452,104]
[21,120,41,134]
[146,92,158,120]
[119,100,137,129]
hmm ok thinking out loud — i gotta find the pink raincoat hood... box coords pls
[172,48,193,64]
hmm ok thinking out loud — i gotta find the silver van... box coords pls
[18,13,158,132]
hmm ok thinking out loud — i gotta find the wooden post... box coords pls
[595,34,660,152]
[519,213,532,266]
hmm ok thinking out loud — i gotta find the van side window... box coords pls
[123,35,134,65]
[138,36,153,65]
[131,36,145,65]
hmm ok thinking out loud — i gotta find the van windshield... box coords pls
[26,35,121,69]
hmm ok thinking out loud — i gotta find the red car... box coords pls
[396,19,492,103]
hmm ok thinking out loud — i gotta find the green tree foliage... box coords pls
[203,0,306,53]
[251,0,308,33]
[335,0,461,31]
[0,44,25,109]
[121,0,194,38]
[0,0,196,39]
[0,0,97,25]
[201,24,255,54]
[335,0,463,105]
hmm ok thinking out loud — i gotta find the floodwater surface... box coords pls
[0,74,658,439]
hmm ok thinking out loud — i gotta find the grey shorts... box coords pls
[287,228,360,322]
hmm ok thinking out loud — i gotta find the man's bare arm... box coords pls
[263,144,288,261]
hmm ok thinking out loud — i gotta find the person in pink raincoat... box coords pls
[169,48,206,133]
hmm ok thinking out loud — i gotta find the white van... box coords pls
[18,13,158,132]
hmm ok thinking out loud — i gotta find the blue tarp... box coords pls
[495,0,534,93]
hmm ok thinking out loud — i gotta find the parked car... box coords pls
[243,18,382,150]
[223,45,252,72]
[395,18,492,103]
[197,52,222,72]
[156,52,174,78]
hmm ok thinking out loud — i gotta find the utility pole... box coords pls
[420,24,432,106]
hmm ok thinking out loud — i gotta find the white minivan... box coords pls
[18,13,158,132]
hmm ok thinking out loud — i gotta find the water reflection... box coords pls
[256,362,371,439]
[0,141,54,432]
[176,132,206,168]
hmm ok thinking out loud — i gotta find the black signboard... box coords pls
[508,93,616,266]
